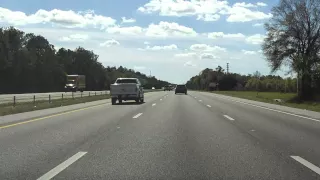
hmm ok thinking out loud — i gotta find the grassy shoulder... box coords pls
[0,94,110,116]
[211,91,320,112]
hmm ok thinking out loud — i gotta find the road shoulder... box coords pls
[200,91,320,120]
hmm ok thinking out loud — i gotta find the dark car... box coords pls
[164,85,171,91]
[175,84,187,95]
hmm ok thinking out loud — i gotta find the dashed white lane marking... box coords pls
[160,99,162,101]
[133,113,143,119]
[207,105,211,108]
[195,97,197,99]
[37,151,87,180]
[210,94,320,123]
[199,100,202,102]
[223,115,235,121]
[291,156,320,175]
[152,103,156,106]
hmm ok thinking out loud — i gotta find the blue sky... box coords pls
[0,0,289,83]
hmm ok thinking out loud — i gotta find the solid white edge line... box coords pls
[223,115,235,121]
[37,151,87,180]
[152,103,156,106]
[207,105,211,108]
[210,94,320,123]
[291,156,320,175]
[199,100,202,102]
[133,113,143,119]
[160,99,162,101]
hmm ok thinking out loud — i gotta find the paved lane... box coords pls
[1,91,320,179]
[0,92,167,180]
[190,91,320,169]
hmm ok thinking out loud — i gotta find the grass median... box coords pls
[0,94,110,116]
[211,91,320,112]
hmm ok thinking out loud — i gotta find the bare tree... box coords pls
[263,0,320,100]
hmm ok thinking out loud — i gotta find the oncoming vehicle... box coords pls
[64,75,86,92]
[175,84,187,95]
[110,78,144,105]
[164,85,171,91]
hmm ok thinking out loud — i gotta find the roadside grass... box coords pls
[212,91,320,112]
[0,94,110,116]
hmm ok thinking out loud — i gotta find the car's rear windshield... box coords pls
[177,85,186,88]
[116,79,137,84]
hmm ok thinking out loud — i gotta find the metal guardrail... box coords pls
[0,91,109,106]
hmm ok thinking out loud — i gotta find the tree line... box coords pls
[0,27,170,93]
[188,0,320,100]
[186,66,320,94]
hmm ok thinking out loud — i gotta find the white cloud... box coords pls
[106,26,143,35]
[242,50,257,55]
[174,52,197,58]
[233,2,268,8]
[145,21,197,37]
[226,6,272,22]
[0,7,116,29]
[245,34,266,45]
[207,32,245,39]
[257,2,267,7]
[190,44,226,52]
[59,34,89,42]
[206,32,266,45]
[121,17,136,23]
[100,39,120,47]
[253,23,264,27]
[144,41,150,45]
[106,21,197,38]
[184,61,196,67]
[197,14,220,22]
[200,53,219,59]
[137,0,271,22]
[233,2,257,8]
[145,44,178,50]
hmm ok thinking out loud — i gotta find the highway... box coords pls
[1,91,320,179]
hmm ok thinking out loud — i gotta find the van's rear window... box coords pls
[116,79,137,84]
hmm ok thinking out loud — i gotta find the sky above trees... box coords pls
[0,0,288,83]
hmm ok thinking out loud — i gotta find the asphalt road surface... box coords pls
[1,91,320,180]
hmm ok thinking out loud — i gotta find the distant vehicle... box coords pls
[110,78,144,105]
[64,75,86,92]
[175,84,187,95]
[164,85,171,91]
